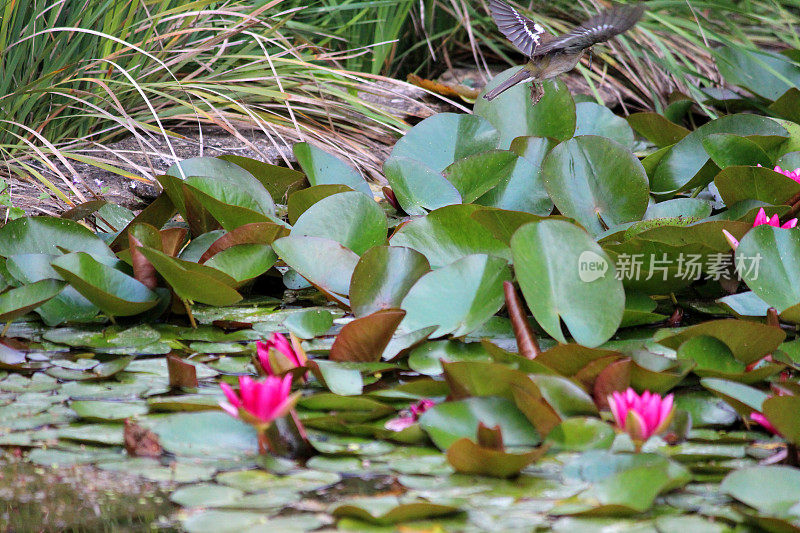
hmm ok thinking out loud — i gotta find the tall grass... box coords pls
[0,0,449,207]
[286,0,800,110]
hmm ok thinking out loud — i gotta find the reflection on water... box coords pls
[0,459,177,532]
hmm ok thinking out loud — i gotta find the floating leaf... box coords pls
[329,309,405,362]
[390,204,510,268]
[283,309,333,339]
[217,154,306,202]
[702,133,772,168]
[475,72,575,147]
[203,244,277,284]
[511,220,625,346]
[446,436,548,478]
[272,236,360,300]
[715,166,800,206]
[349,246,430,318]
[387,112,499,172]
[736,225,800,319]
[287,184,353,225]
[418,396,539,450]
[701,378,768,417]
[5,253,98,325]
[574,102,635,149]
[291,191,387,255]
[544,417,615,451]
[0,216,117,261]
[331,496,460,526]
[650,114,788,195]
[762,395,800,444]
[400,254,511,337]
[0,279,65,325]
[443,150,516,203]
[721,466,800,528]
[137,247,242,306]
[627,112,690,147]
[293,142,371,196]
[656,319,785,365]
[382,156,462,216]
[309,360,363,396]
[199,222,288,263]
[51,253,159,317]
[542,135,649,235]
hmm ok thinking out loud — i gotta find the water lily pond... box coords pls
[3,54,800,531]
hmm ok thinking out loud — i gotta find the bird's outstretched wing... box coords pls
[531,4,644,56]
[488,0,555,57]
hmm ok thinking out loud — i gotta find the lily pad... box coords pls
[511,219,625,347]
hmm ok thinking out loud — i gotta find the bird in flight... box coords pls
[484,0,645,102]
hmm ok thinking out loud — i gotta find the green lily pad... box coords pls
[511,219,625,346]
[762,395,800,444]
[152,412,258,458]
[272,236,359,301]
[0,216,116,261]
[349,246,430,318]
[542,135,649,235]
[721,466,800,517]
[51,253,159,317]
[446,436,548,478]
[627,112,690,147]
[408,340,490,376]
[400,254,511,337]
[204,244,277,284]
[6,253,99,325]
[544,417,615,451]
[736,225,800,319]
[171,483,245,507]
[655,319,785,365]
[287,184,353,225]
[575,101,635,149]
[389,204,510,268]
[137,247,242,306]
[702,134,772,169]
[293,142,372,196]
[475,71,575,147]
[418,396,539,451]
[291,191,387,255]
[650,114,787,195]
[70,400,147,421]
[382,156,462,216]
[387,112,499,172]
[442,149,516,203]
[283,308,333,339]
[715,165,800,206]
[0,279,66,324]
[331,496,460,526]
[701,378,769,418]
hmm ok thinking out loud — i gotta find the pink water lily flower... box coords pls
[751,412,782,436]
[752,207,798,229]
[608,388,674,446]
[220,375,297,428]
[257,332,306,377]
[723,208,798,249]
[758,164,800,184]
[385,399,436,432]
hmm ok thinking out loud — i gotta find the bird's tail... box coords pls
[482,68,532,101]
